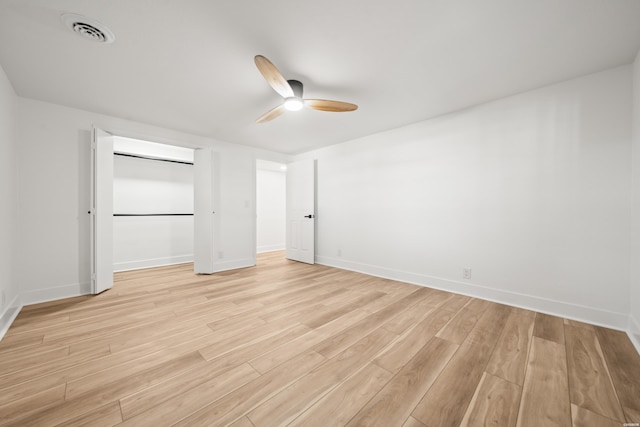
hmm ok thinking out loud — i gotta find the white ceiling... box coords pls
[1,0,640,155]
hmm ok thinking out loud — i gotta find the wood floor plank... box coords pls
[415,289,458,310]
[0,343,111,406]
[6,313,70,334]
[485,307,535,386]
[563,318,594,330]
[435,305,482,344]
[346,337,458,427]
[430,293,470,313]
[382,288,438,334]
[65,349,206,399]
[532,312,565,344]
[593,326,640,420]
[0,332,43,351]
[120,324,311,419]
[411,329,501,426]
[564,324,625,422]
[227,416,255,427]
[459,372,521,427]
[249,308,370,374]
[402,416,427,427]
[313,288,428,359]
[247,328,397,426]
[0,338,72,361]
[172,351,327,427]
[108,323,213,354]
[69,340,111,357]
[288,363,393,427]
[516,337,571,427]
[16,295,91,316]
[359,285,435,314]
[623,406,640,423]
[59,401,123,427]
[202,318,297,359]
[38,309,176,346]
[381,305,434,336]
[0,252,637,426]
[375,306,455,374]
[200,322,311,362]
[570,404,620,427]
[0,344,69,374]
[117,363,260,426]
[257,287,347,323]
[471,301,511,335]
[301,291,387,329]
[9,352,206,426]
[0,383,66,425]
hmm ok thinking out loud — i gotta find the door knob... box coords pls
[304,214,314,218]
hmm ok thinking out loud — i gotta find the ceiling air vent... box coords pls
[61,13,115,43]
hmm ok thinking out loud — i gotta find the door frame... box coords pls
[90,123,219,292]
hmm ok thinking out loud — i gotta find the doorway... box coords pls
[255,160,287,263]
[255,158,317,265]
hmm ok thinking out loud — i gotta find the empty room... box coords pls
[1,1,640,426]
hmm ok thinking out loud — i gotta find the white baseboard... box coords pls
[114,255,194,272]
[257,244,285,254]
[316,256,629,332]
[20,281,92,307]
[0,294,22,342]
[629,314,640,356]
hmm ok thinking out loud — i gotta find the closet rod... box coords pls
[113,213,194,216]
[113,152,194,165]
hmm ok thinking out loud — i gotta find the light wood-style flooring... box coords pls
[1,251,639,426]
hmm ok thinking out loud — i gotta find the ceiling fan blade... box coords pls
[304,99,358,112]
[254,55,294,98]
[256,104,286,123]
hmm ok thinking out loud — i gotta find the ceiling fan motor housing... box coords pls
[288,80,303,98]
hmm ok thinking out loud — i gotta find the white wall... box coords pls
[256,166,286,253]
[297,66,633,329]
[0,64,19,338]
[114,136,195,163]
[13,97,287,304]
[113,138,195,271]
[630,50,640,350]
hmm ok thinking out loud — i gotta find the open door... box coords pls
[90,127,114,294]
[194,148,217,273]
[286,159,316,264]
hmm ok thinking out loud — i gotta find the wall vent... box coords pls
[61,13,115,44]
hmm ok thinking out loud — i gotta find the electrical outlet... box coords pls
[337,249,342,257]
[218,251,224,259]
[463,268,472,280]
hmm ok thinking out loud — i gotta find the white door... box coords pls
[286,159,316,264]
[90,128,114,294]
[193,149,217,274]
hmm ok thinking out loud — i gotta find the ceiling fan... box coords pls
[254,55,358,123]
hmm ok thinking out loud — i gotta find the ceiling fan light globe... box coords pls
[283,97,304,111]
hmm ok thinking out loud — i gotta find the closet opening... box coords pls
[113,136,195,272]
